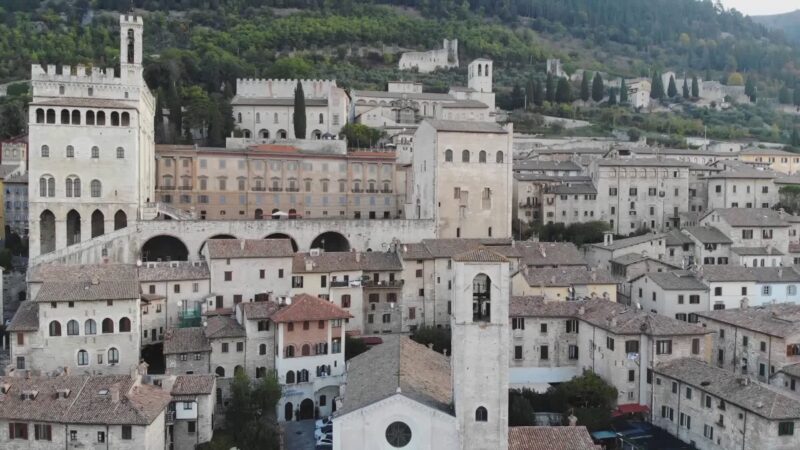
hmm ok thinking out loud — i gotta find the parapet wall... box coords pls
[236,79,337,99]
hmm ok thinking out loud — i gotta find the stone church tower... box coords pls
[28,14,155,258]
[450,248,510,450]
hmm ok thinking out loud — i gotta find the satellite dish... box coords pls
[136,259,142,267]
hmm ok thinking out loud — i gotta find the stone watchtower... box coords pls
[450,248,509,450]
[119,15,143,80]
[468,59,493,94]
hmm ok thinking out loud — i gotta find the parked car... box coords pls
[315,416,333,429]
[315,425,333,440]
[316,434,333,447]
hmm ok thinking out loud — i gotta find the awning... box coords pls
[361,336,384,345]
[612,403,650,417]
[591,431,618,440]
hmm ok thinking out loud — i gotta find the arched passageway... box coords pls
[141,235,189,261]
[310,231,350,252]
[40,210,56,254]
[264,233,299,252]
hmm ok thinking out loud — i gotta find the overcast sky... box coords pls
[720,0,797,16]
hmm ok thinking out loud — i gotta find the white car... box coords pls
[315,425,333,440]
[316,434,333,446]
[315,416,333,429]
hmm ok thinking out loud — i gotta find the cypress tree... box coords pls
[792,129,800,148]
[682,78,690,99]
[526,79,536,109]
[555,77,572,103]
[619,79,628,104]
[608,88,617,106]
[745,78,757,102]
[545,74,556,103]
[667,75,677,98]
[691,76,700,98]
[533,80,544,106]
[794,84,800,106]
[580,71,591,101]
[650,71,665,100]
[592,72,604,102]
[779,87,791,104]
[293,80,306,139]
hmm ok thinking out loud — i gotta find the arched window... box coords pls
[39,177,48,197]
[319,113,324,124]
[49,321,62,337]
[41,145,49,158]
[286,371,295,384]
[278,129,287,139]
[255,112,261,123]
[215,366,225,377]
[67,320,80,336]
[65,178,73,198]
[91,180,102,197]
[96,111,106,125]
[91,146,99,159]
[61,109,70,124]
[46,109,56,124]
[478,64,483,76]
[110,111,120,126]
[86,110,95,125]
[475,406,488,421]
[66,176,80,197]
[301,344,311,356]
[121,112,130,126]
[77,350,89,366]
[237,113,242,123]
[108,348,119,364]
[243,129,251,138]
[119,317,131,332]
[116,147,125,159]
[36,108,45,123]
[72,177,81,197]
[445,149,453,162]
[259,343,267,355]
[66,145,74,158]
[472,273,491,322]
[234,365,244,376]
[285,345,295,358]
[102,318,114,333]
[85,319,97,335]
[496,151,504,163]
[298,369,309,382]
[479,151,487,163]
[71,110,81,125]
[462,150,470,163]
[259,129,269,139]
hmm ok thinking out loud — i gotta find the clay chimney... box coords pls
[355,252,361,263]
[568,414,578,426]
[110,384,120,404]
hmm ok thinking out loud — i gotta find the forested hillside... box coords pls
[1,0,800,143]
[753,10,800,44]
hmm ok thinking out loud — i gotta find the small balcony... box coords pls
[157,185,176,191]
[178,306,202,328]
[330,280,352,288]
[269,187,284,192]
[178,186,193,191]
[252,187,267,192]
[362,280,404,289]
[166,410,176,424]
[286,188,300,192]
[381,189,393,194]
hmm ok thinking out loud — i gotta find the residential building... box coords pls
[705,168,778,210]
[683,226,732,266]
[664,229,695,268]
[739,148,800,174]
[163,374,216,450]
[610,253,679,300]
[630,271,709,321]
[510,266,618,301]
[653,358,800,450]
[700,209,790,266]
[697,266,757,311]
[409,120,513,239]
[4,172,28,236]
[540,184,598,225]
[584,233,666,272]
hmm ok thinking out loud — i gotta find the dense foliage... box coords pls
[225,370,281,450]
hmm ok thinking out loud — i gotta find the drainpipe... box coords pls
[768,336,772,384]
[742,410,747,450]
[676,379,681,438]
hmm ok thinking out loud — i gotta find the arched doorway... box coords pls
[66,210,81,246]
[40,210,56,254]
[310,231,350,252]
[473,273,491,322]
[141,235,189,261]
[91,210,105,238]
[284,402,293,421]
[209,234,236,240]
[255,208,263,220]
[299,398,315,420]
[264,233,299,252]
[114,210,127,230]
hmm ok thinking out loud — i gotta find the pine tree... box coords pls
[619,79,628,104]
[691,76,700,98]
[592,72,604,102]
[667,75,677,98]
[745,78,757,102]
[608,88,617,106]
[682,78,690,99]
[545,74,556,103]
[580,71,591,101]
[526,79,536,109]
[293,80,306,139]
[533,80,544,106]
[791,129,800,148]
[511,84,524,109]
[555,77,572,103]
[650,71,665,100]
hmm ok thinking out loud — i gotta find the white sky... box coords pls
[720,0,797,16]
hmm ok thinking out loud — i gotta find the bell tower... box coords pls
[450,248,509,450]
[468,59,493,93]
[119,14,143,80]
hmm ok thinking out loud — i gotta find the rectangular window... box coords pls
[121,425,132,440]
[628,369,635,382]
[259,269,265,279]
[714,287,722,296]
[188,421,196,433]
[292,276,304,288]
[625,340,639,354]
[540,323,547,333]
[606,337,615,351]
[34,424,52,441]
[98,431,106,443]
[224,271,232,281]
[686,387,692,399]
[568,345,579,360]
[9,423,28,440]
[540,345,549,360]
[703,424,714,440]
[514,345,523,360]
[236,342,244,352]
[656,340,672,355]
[512,318,525,330]
[566,319,579,333]
[221,343,229,353]
[779,422,794,436]
[692,338,700,355]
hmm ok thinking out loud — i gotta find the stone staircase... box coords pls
[142,202,195,220]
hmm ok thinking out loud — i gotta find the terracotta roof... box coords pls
[452,248,508,263]
[7,301,39,331]
[204,315,246,339]
[399,243,432,260]
[426,119,508,134]
[30,97,134,109]
[336,337,453,417]
[35,280,140,302]
[731,246,784,256]
[778,362,800,378]
[163,328,211,355]
[705,208,789,227]
[399,238,515,260]
[698,266,758,282]
[587,233,665,251]
[269,294,352,323]
[516,242,587,267]
[518,266,617,287]
[509,426,601,450]
[684,226,733,244]
[29,263,137,283]
[547,184,597,195]
[696,303,800,338]
[138,261,209,281]
[240,300,282,320]
[0,375,170,425]
[206,239,294,259]
[656,358,800,420]
[640,271,708,291]
[509,297,709,337]
[596,158,690,168]
[171,375,216,396]
[292,251,401,273]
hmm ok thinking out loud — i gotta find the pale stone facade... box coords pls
[398,39,458,73]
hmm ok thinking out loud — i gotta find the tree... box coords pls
[511,84,524,109]
[682,78,690,99]
[532,80,544,106]
[549,371,617,431]
[795,85,800,107]
[580,71,590,102]
[619,79,628,104]
[339,123,383,148]
[225,371,280,450]
[745,77,757,102]
[650,71,665,100]
[607,88,617,105]
[411,326,451,355]
[293,80,306,139]
[667,75,677,98]
[779,87,792,104]
[555,77,572,103]
[727,72,744,86]
[181,85,213,143]
[509,393,537,426]
[266,57,312,79]
[545,73,556,103]
[591,72,604,102]
[691,75,700,98]
[345,335,368,360]
[792,129,800,148]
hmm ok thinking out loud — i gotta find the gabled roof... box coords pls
[34,280,140,302]
[509,426,601,450]
[684,226,733,244]
[517,266,617,287]
[587,233,665,251]
[29,263,137,283]
[696,303,800,338]
[206,239,294,259]
[336,337,453,417]
[698,266,758,282]
[665,230,694,246]
[704,208,789,227]
[240,300,282,320]
[163,328,211,355]
[171,375,216,396]
[204,315,246,339]
[138,262,209,281]
[292,251,402,273]
[7,301,39,331]
[269,294,352,323]
[656,358,800,420]
[516,242,587,267]
[399,239,515,260]
[731,246,783,256]
[641,271,708,291]
[452,248,508,263]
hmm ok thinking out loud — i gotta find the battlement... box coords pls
[120,15,143,25]
[31,64,120,83]
[236,78,338,99]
